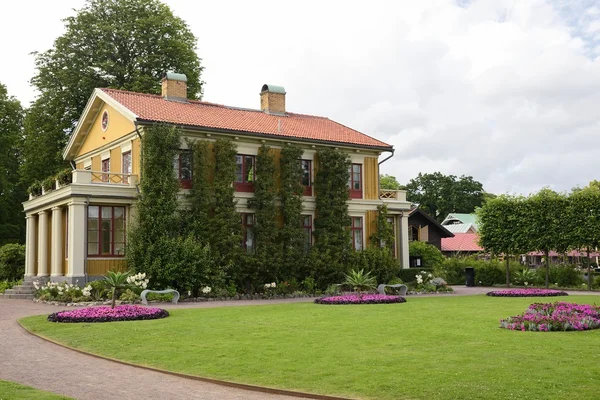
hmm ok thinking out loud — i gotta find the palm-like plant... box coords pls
[343,269,376,298]
[102,270,133,308]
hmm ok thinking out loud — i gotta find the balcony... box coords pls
[379,189,407,202]
[72,170,138,186]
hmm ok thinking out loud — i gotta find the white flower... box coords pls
[428,273,433,278]
[82,285,92,297]
[33,281,39,290]
[264,283,271,289]
[271,282,277,288]
[141,282,147,289]
[188,290,191,296]
[202,286,212,294]
[524,282,528,286]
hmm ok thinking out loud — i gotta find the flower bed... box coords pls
[315,294,406,305]
[500,302,600,331]
[47,305,169,323]
[487,289,568,297]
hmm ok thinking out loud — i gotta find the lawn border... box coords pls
[17,319,353,400]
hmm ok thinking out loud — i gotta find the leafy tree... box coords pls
[404,172,484,221]
[248,145,281,283]
[279,144,305,279]
[408,241,444,269]
[478,195,530,287]
[313,148,352,287]
[380,174,402,190]
[22,0,204,187]
[101,270,133,308]
[0,243,25,281]
[567,187,600,290]
[370,204,395,251]
[524,189,569,288]
[0,83,25,244]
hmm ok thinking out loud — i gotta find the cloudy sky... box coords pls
[2,0,599,195]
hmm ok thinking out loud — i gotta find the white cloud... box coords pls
[2,0,599,195]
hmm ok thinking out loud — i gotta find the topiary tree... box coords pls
[409,241,444,269]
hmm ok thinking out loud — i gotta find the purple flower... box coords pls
[487,289,568,297]
[315,294,406,305]
[48,305,169,323]
[500,302,600,332]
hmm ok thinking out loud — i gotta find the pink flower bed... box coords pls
[487,289,568,297]
[315,294,406,305]
[47,305,169,323]
[500,302,600,331]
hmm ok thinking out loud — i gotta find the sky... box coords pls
[2,0,600,196]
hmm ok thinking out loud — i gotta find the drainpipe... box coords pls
[377,149,395,198]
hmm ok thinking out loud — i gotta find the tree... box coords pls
[0,243,25,281]
[524,189,569,288]
[567,187,600,290]
[408,241,444,269]
[478,195,530,287]
[185,139,212,243]
[404,172,484,221]
[102,270,133,308]
[380,174,402,190]
[22,0,204,187]
[0,83,25,244]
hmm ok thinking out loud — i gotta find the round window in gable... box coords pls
[101,110,109,131]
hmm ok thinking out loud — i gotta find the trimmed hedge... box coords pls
[397,268,433,283]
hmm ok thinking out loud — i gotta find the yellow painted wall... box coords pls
[364,157,379,200]
[77,103,135,156]
[76,162,84,170]
[110,147,122,175]
[91,155,102,182]
[132,138,141,177]
[365,210,377,248]
[87,259,127,276]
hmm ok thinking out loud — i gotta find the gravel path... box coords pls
[1,286,598,400]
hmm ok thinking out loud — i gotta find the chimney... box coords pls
[161,72,188,102]
[260,84,286,114]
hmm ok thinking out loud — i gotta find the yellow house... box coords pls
[22,73,412,284]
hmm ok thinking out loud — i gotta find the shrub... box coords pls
[397,268,433,284]
[27,181,42,196]
[41,177,55,192]
[0,244,25,281]
[475,263,504,286]
[352,247,399,285]
[436,257,522,286]
[88,280,109,300]
[409,241,444,269]
[539,265,584,288]
[34,281,92,303]
[56,168,72,185]
[512,268,539,286]
[0,280,20,294]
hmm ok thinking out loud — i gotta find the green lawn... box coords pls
[0,380,72,399]
[19,295,600,400]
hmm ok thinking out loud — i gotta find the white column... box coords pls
[37,210,49,277]
[51,206,63,277]
[25,214,37,277]
[399,213,410,269]
[67,199,87,282]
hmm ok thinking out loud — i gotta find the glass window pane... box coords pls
[353,218,362,228]
[114,231,124,243]
[181,152,192,180]
[246,228,254,252]
[88,219,98,231]
[235,156,243,182]
[102,207,112,219]
[353,164,361,173]
[246,214,254,225]
[88,243,99,255]
[355,232,363,250]
[88,231,99,243]
[354,181,361,190]
[88,206,99,219]
[114,243,125,256]
[301,160,311,186]
[245,156,254,182]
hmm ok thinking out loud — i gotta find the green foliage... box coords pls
[313,148,351,285]
[513,268,538,286]
[247,145,281,284]
[343,269,376,293]
[56,168,72,186]
[404,172,484,221]
[379,174,402,190]
[119,288,139,302]
[101,270,133,308]
[27,181,42,197]
[0,280,20,294]
[0,243,25,281]
[409,241,444,269]
[279,144,306,279]
[435,257,522,285]
[396,268,433,284]
[185,139,212,243]
[0,83,25,245]
[475,263,504,286]
[370,204,395,252]
[351,247,399,285]
[538,265,584,288]
[127,125,181,282]
[88,280,109,301]
[41,177,55,191]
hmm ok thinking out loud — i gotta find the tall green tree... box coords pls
[279,144,306,279]
[478,195,530,287]
[404,172,484,221]
[0,83,25,244]
[313,148,351,287]
[567,187,600,290]
[524,189,569,288]
[370,204,395,252]
[248,145,281,283]
[185,140,212,243]
[379,174,402,190]
[22,0,204,186]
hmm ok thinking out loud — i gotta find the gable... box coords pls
[76,102,136,158]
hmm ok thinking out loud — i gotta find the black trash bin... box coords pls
[465,267,475,287]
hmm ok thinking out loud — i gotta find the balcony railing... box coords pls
[72,170,138,186]
[379,189,407,201]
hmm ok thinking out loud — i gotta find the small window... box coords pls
[351,217,363,250]
[302,215,312,251]
[301,160,312,196]
[174,151,192,189]
[242,213,255,253]
[101,159,110,182]
[122,151,132,184]
[408,225,420,242]
[87,206,126,257]
[235,154,256,192]
[348,164,362,199]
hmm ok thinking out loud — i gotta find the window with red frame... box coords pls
[302,215,312,251]
[122,151,132,184]
[235,155,256,192]
[174,151,192,189]
[351,217,363,250]
[301,160,312,196]
[241,213,255,253]
[348,164,362,199]
[101,158,110,182]
[87,206,126,257]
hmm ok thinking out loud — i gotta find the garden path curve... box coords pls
[2,287,599,399]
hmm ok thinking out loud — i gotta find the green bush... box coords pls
[409,241,444,269]
[538,265,584,288]
[0,244,25,281]
[88,280,109,300]
[436,257,522,286]
[397,268,433,284]
[0,280,20,294]
[474,262,503,286]
[351,247,399,285]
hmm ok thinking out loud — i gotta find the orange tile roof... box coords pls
[101,89,392,149]
[441,233,483,252]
